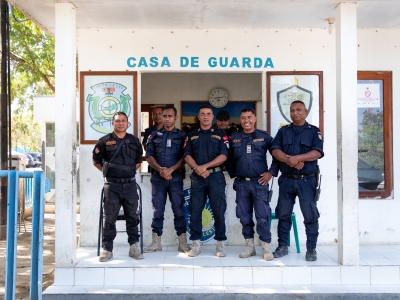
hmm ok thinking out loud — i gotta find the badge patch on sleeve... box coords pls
[223,135,229,148]
[106,140,116,146]
[95,147,100,154]
[317,132,322,140]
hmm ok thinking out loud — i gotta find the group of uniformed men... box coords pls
[93,101,324,263]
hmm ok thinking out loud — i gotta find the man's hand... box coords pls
[160,167,173,180]
[200,170,210,178]
[195,165,208,175]
[258,172,273,185]
[293,162,304,170]
[286,156,301,167]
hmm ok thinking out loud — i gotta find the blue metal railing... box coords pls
[25,177,33,209]
[3,170,48,300]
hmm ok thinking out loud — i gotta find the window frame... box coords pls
[357,71,393,199]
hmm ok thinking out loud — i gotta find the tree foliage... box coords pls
[6,7,55,150]
[11,113,41,152]
[9,7,55,111]
[358,110,384,169]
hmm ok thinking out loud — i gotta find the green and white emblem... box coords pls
[86,82,131,134]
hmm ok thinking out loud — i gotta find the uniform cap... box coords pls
[216,110,230,120]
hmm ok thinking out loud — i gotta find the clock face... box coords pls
[209,88,228,108]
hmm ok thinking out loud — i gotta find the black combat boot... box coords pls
[273,245,288,258]
[306,248,317,261]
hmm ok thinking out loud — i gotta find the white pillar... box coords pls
[336,2,359,265]
[54,3,77,267]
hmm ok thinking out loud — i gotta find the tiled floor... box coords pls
[75,244,400,267]
[44,245,400,296]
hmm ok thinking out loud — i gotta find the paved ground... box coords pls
[0,213,58,299]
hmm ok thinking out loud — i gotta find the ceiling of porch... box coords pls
[8,0,400,34]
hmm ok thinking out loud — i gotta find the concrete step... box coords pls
[43,245,400,298]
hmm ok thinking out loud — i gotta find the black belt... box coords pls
[237,176,259,181]
[108,163,136,171]
[282,173,315,179]
[105,177,136,183]
[207,167,222,173]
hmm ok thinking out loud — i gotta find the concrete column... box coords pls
[336,2,359,265]
[54,3,77,267]
[262,71,267,130]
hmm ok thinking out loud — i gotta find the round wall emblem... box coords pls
[86,82,131,134]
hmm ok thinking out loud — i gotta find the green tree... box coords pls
[9,7,55,113]
[6,7,55,151]
[11,113,41,152]
[358,110,384,169]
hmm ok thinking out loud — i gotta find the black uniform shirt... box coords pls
[145,127,186,168]
[270,122,324,175]
[93,132,143,178]
[226,129,279,178]
[183,127,229,166]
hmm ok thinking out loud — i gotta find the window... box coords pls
[357,71,392,198]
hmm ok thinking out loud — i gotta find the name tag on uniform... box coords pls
[246,145,251,154]
[166,139,172,148]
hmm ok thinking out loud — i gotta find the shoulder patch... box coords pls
[106,140,116,146]
[253,138,264,142]
[191,136,199,141]
[94,147,100,154]
[211,135,221,140]
[317,132,323,140]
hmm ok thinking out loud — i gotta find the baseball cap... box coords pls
[216,110,230,120]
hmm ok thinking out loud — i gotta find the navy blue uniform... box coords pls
[183,128,229,241]
[226,129,279,243]
[143,125,158,146]
[93,132,143,252]
[270,122,324,249]
[145,127,187,236]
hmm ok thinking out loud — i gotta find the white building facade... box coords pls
[11,0,400,276]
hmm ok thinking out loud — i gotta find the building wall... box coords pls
[77,28,400,247]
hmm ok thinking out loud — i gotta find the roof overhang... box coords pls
[8,0,400,35]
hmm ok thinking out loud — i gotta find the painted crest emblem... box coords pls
[183,186,216,243]
[86,82,131,134]
[277,85,312,123]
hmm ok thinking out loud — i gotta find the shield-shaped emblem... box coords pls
[277,84,313,123]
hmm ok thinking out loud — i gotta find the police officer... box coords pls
[226,108,279,261]
[215,110,230,135]
[270,100,324,261]
[183,104,229,257]
[93,112,143,262]
[144,106,191,254]
[142,107,163,151]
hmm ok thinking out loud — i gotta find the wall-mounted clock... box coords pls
[209,88,228,108]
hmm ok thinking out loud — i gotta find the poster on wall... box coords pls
[79,71,137,144]
[267,71,323,136]
[357,83,380,108]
